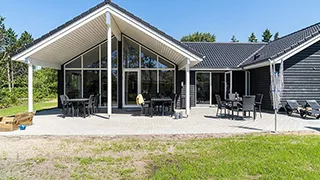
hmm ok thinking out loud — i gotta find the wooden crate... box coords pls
[0,112,35,132]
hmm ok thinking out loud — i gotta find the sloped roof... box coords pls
[183,42,265,69]
[11,0,203,59]
[241,22,320,66]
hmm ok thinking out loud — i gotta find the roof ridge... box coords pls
[269,21,320,44]
[182,42,267,45]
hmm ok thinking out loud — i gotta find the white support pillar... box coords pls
[185,58,190,116]
[25,58,33,112]
[106,11,112,117]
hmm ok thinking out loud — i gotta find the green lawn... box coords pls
[0,99,57,116]
[1,134,320,179]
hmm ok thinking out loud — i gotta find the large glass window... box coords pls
[123,37,139,68]
[65,70,82,98]
[125,72,138,105]
[66,57,81,68]
[101,38,118,68]
[159,70,174,97]
[83,47,99,68]
[141,47,157,68]
[122,36,176,105]
[158,57,174,68]
[83,70,99,98]
[64,37,118,107]
[141,70,157,98]
[101,70,118,106]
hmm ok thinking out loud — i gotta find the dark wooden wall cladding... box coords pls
[282,41,320,105]
[57,66,64,108]
[249,66,272,110]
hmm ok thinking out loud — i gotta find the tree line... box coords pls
[181,29,280,43]
[0,16,57,108]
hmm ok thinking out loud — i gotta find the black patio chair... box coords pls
[215,94,229,117]
[304,100,320,119]
[164,93,176,116]
[139,92,151,116]
[255,94,263,118]
[93,94,100,114]
[237,95,256,120]
[85,95,95,116]
[59,95,74,118]
[284,100,302,116]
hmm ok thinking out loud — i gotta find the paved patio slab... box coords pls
[1,107,320,136]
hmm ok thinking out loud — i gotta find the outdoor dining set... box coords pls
[215,93,264,120]
[59,94,100,118]
[137,93,176,118]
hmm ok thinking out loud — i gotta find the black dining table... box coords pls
[225,98,242,120]
[64,98,89,118]
[150,97,173,117]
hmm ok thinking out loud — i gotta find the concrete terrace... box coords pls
[1,107,320,136]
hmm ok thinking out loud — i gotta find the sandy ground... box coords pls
[1,131,319,179]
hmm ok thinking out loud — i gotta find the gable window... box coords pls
[122,35,176,106]
[123,37,139,68]
[64,37,118,107]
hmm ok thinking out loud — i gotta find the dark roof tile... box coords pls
[183,42,265,69]
[242,22,320,66]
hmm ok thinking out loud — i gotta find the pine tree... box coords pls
[262,29,273,42]
[248,32,258,42]
[231,35,239,42]
[181,32,216,42]
[273,32,279,40]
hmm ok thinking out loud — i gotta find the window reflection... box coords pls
[83,70,99,98]
[158,57,174,68]
[141,47,157,68]
[141,70,157,99]
[83,47,99,68]
[66,57,81,68]
[101,38,118,68]
[159,70,174,97]
[101,70,118,106]
[65,70,82,98]
[123,37,139,68]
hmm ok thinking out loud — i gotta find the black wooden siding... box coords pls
[249,66,272,110]
[232,71,245,97]
[57,66,64,108]
[282,41,320,104]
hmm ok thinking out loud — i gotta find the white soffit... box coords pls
[12,4,202,68]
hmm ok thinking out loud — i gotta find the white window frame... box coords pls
[122,35,176,107]
[64,36,119,108]
[224,71,233,99]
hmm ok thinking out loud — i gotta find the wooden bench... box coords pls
[0,112,35,132]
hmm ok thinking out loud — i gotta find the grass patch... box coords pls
[1,134,320,179]
[0,99,57,116]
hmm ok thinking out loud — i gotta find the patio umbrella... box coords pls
[269,59,284,132]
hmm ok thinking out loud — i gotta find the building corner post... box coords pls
[185,58,190,117]
[106,11,112,117]
[25,58,33,112]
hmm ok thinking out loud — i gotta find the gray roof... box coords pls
[183,42,265,68]
[11,0,203,59]
[241,22,320,66]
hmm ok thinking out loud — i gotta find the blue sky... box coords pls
[2,0,320,42]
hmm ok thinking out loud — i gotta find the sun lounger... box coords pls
[284,100,303,116]
[301,100,320,119]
